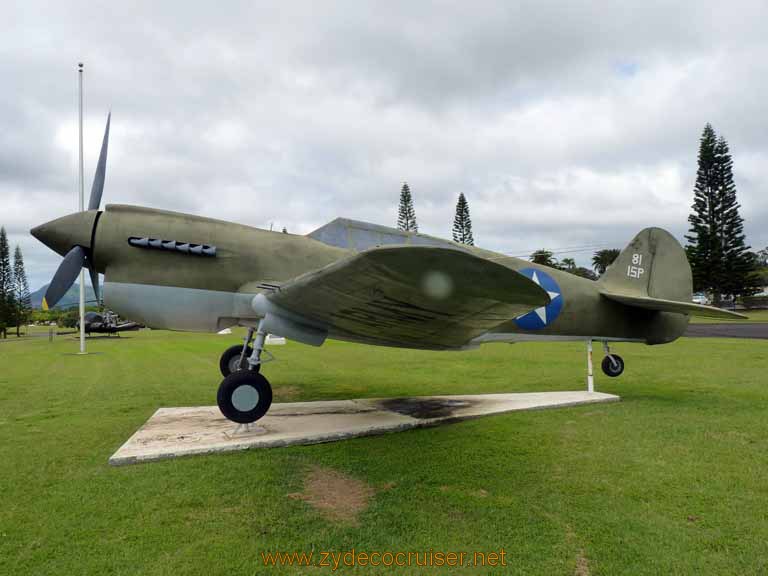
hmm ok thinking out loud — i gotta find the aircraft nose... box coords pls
[30,210,99,257]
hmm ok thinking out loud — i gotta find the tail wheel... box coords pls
[219,344,259,377]
[217,371,273,423]
[601,354,625,377]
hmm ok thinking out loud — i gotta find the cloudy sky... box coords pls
[4,1,767,290]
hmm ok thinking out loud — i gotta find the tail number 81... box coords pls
[627,253,644,279]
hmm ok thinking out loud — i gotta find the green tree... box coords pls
[715,136,760,300]
[12,245,31,337]
[572,267,598,281]
[560,257,576,271]
[686,126,759,304]
[452,193,474,246]
[59,308,80,329]
[530,249,558,268]
[557,257,597,280]
[686,124,720,297]
[0,227,12,339]
[591,248,620,275]
[397,182,418,232]
[757,247,768,267]
[32,308,59,325]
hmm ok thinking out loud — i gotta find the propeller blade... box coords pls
[87,258,100,304]
[88,112,111,211]
[42,246,86,310]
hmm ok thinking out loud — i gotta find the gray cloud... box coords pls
[2,0,767,290]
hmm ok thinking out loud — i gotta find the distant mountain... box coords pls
[30,283,100,309]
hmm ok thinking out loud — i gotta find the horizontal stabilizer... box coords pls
[601,292,747,319]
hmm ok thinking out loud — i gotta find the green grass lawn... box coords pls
[2,329,767,575]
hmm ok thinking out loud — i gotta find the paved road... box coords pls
[686,323,768,339]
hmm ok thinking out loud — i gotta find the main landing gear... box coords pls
[217,323,273,424]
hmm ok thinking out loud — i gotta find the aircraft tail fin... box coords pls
[598,227,746,319]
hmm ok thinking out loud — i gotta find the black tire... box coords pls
[217,371,273,423]
[219,344,259,377]
[601,354,625,377]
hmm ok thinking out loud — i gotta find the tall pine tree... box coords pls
[12,245,31,337]
[452,193,474,245]
[715,136,760,300]
[0,227,11,339]
[397,182,418,232]
[686,125,758,304]
[686,124,720,298]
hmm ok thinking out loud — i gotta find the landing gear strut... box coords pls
[600,342,624,378]
[217,321,273,423]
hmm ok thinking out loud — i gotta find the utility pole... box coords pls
[78,62,86,355]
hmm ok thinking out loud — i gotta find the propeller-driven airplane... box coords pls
[31,116,745,424]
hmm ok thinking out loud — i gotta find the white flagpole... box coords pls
[78,62,86,355]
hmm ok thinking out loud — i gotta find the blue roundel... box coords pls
[513,268,563,330]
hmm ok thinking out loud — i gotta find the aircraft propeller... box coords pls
[41,113,110,310]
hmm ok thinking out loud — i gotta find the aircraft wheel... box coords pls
[217,371,273,423]
[601,354,625,377]
[219,344,259,377]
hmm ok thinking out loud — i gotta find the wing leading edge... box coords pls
[265,245,550,349]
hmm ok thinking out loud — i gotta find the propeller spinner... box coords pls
[30,113,110,310]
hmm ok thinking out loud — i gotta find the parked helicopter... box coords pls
[79,310,142,336]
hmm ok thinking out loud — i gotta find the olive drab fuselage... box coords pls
[42,204,690,347]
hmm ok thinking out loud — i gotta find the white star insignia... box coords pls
[517,270,560,324]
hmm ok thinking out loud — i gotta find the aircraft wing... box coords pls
[265,245,550,349]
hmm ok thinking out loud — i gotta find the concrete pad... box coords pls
[109,391,619,466]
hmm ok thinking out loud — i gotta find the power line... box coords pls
[501,243,611,260]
